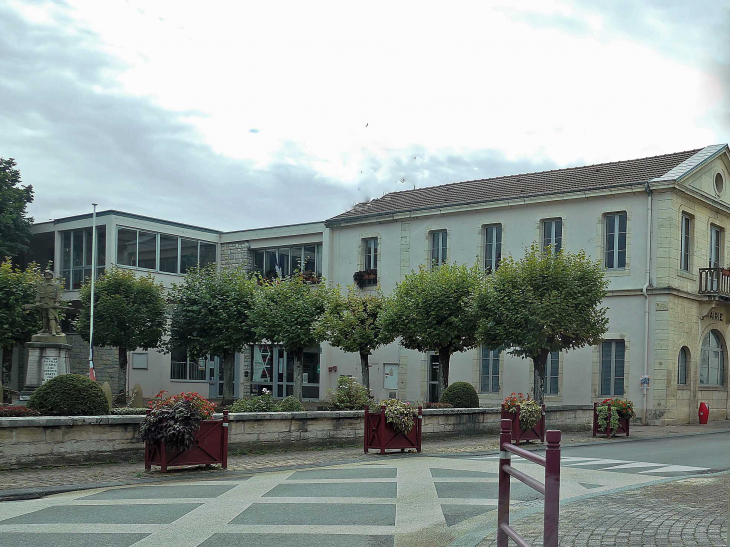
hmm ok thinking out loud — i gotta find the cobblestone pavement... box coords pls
[1,421,728,493]
[477,473,729,547]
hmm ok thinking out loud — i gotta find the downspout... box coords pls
[642,181,653,425]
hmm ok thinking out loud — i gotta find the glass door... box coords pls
[710,226,722,290]
[274,348,294,397]
[428,355,440,403]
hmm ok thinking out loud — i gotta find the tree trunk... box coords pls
[360,351,370,391]
[293,348,304,401]
[1,346,11,403]
[222,351,235,406]
[532,350,549,405]
[437,348,451,401]
[118,346,128,396]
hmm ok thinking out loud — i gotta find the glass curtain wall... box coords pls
[60,227,106,290]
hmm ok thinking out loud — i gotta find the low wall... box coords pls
[0,405,593,469]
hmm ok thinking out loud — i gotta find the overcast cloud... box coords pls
[1,1,728,230]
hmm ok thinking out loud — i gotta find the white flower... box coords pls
[262,388,270,394]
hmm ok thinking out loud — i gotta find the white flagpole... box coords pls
[89,204,98,381]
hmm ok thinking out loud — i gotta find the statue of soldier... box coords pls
[26,271,67,336]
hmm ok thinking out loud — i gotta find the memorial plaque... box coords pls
[42,356,59,383]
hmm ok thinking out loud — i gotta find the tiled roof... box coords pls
[327,148,705,224]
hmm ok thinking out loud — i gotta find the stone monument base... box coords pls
[22,334,73,396]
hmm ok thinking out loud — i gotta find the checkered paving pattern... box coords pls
[0,454,710,547]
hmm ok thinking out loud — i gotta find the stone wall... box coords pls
[67,335,121,393]
[220,241,253,271]
[0,406,593,469]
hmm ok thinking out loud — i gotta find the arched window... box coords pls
[700,331,725,386]
[677,347,688,385]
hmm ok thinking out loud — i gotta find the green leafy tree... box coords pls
[0,260,42,400]
[167,266,257,405]
[474,244,609,405]
[76,268,166,396]
[0,158,34,259]
[315,286,393,390]
[252,275,333,400]
[379,263,483,399]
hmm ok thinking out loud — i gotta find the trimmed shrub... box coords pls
[276,396,305,412]
[440,381,479,408]
[27,374,109,416]
[0,405,40,417]
[327,376,374,410]
[229,391,277,413]
[112,407,148,415]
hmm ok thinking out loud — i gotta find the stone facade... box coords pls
[0,405,592,468]
[67,335,122,394]
[220,241,253,271]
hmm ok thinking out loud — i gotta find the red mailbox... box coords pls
[698,402,709,424]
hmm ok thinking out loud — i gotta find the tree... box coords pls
[167,266,257,405]
[315,286,393,391]
[0,158,34,259]
[379,263,483,400]
[252,275,332,400]
[0,260,42,401]
[474,244,609,405]
[76,268,167,396]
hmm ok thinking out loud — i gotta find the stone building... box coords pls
[12,144,730,424]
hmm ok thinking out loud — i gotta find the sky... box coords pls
[1,1,729,231]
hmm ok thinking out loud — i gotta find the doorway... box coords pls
[428,354,440,403]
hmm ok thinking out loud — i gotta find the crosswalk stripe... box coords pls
[639,465,710,474]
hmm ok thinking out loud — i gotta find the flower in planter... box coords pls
[596,397,635,433]
[380,399,417,435]
[503,392,541,431]
[140,399,204,452]
[148,391,216,419]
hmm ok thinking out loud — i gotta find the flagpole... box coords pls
[89,204,98,381]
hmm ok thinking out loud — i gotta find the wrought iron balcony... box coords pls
[698,268,730,298]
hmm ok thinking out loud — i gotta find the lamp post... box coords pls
[89,203,97,381]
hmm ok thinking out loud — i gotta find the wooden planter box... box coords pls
[364,405,422,454]
[144,410,229,472]
[500,403,546,444]
[592,402,630,437]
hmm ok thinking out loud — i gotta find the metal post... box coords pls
[543,429,561,547]
[364,405,369,453]
[222,410,229,469]
[144,408,151,470]
[88,203,98,381]
[379,405,387,454]
[592,402,597,436]
[416,406,422,453]
[497,418,512,547]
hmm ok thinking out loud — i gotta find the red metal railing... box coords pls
[498,418,561,547]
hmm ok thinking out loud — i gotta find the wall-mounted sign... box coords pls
[42,356,59,384]
[383,363,399,390]
[701,308,727,322]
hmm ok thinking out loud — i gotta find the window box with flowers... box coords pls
[142,391,228,472]
[593,398,634,438]
[364,399,422,454]
[353,269,378,289]
[501,393,546,444]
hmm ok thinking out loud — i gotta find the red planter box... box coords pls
[144,410,229,472]
[364,405,422,454]
[592,402,630,437]
[501,403,546,444]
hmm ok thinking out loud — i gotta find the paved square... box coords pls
[199,533,395,547]
[230,502,396,525]
[80,484,238,500]
[0,533,149,547]
[441,504,497,527]
[430,468,497,478]
[1,503,201,524]
[434,481,541,501]
[263,481,397,498]
[287,468,397,480]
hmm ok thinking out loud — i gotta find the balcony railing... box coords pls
[698,268,730,298]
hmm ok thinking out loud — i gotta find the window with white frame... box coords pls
[116,227,216,274]
[542,219,562,254]
[430,230,448,267]
[363,238,378,270]
[600,340,625,396]
[480,347,499,393]
[677,347,688,386]
[604,212,627,269]
[700,330,724,386]
[252,244,323,280]
[709,225,723,269]
[60,227,106,290]
[546,351,559,395]
[170,346,207,381]
[680,214,692,272]
[484,224,502,272]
